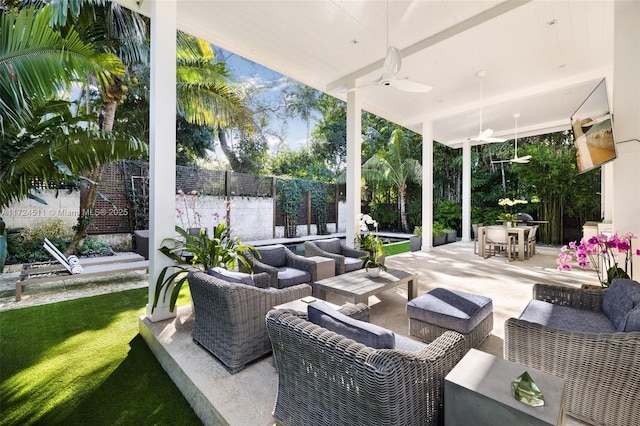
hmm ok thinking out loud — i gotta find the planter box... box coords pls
[410,236,422,252]
[433,234,447,246]
[446,231,458,244]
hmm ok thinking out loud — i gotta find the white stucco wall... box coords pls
[3,191,346,243]
[0,189,79,229]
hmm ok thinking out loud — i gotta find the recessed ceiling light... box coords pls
[547,19,557,26]
[350,39,358,45]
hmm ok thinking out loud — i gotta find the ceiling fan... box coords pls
[492,113,532,164]
[470,70,506,143]
[358,1,433,93]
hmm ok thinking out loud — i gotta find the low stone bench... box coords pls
[406,288,493,352]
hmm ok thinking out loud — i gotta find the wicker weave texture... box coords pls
[409,312,493,353]
[505,284,640,426]
[303,241,366,275]
[188,271,311,373]
[266,310,465,426]
[244,246,318,288]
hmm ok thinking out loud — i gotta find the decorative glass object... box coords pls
[511,371,545,407]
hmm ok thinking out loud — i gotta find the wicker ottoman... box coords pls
[406,288,493,352]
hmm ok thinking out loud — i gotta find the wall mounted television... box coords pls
[570,78,616,174]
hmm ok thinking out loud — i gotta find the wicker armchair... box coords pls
[505,281,640,426]
[242,244,317,289]
[266,309,465,426]
[187,271,312,373]
[304,238,367,275]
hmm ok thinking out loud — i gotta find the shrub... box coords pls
[20,219,74,241]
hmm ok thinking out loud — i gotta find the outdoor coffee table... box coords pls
[313,268,418,305]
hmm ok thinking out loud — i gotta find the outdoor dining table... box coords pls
[478,225,534,261]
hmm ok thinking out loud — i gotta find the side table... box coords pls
[445,349,566,426]
[306,255,335,281]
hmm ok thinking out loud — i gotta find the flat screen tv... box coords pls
[570,78,616,174]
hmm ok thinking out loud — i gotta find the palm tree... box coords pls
[285,83,320,145]
[175,32,265,172]
[0,6,123,132]
[361,129,422,233]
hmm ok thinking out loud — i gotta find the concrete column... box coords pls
[462,141,471,242]
[146,0,177,321]
[345,84,362,248]
[612,0,640,270]
[421,121,434,251]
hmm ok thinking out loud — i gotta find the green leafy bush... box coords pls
[20,219,74,241]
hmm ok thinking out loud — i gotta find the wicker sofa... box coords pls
[303,238,367,275]
[505,279,640,426]
[187,270,312,373]
[266,301,466,426]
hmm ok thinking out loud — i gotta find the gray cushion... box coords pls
[394,334,428,352]
[519,299,616,333]
[276,266,311,288]
[623,306,640,332]
[603,279,640,331]
[344,257,364,272]
[315,238,342,254]
[257,245,287,267]
[207,267,257,287]
[308,301,395,349]
[406,288,493,334]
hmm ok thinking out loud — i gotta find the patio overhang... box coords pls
[115,0,614,146]
[110,0,639,320]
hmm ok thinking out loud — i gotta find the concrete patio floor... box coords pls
[139,241,595,426]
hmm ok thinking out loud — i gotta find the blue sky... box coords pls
[216,47,317,153]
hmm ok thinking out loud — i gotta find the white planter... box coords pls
[366,267,381,278]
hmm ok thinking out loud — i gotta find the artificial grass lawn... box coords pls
[0,288,201,426]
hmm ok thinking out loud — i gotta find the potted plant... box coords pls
[410,226,422,252]
[151,223,258,313]
[445,228,458,244]
[359,242,387,277]
[557,232,639,288]
[433,222,447,246]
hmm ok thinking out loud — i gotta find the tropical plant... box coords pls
[277,178,304,238]
[557,232,639,287]
[0,100,147,210]
[354,213,386,272]
[0,5,124,131]
[361,129,422,233]
[284,82,320,144]
[152,224,258,312]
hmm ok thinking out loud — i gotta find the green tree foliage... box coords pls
[284,83,320,144]
[270,147,334,181]
[176,116,216,166]
[361,129,422,233]
[0,5,123,131]
[311,94,347,175]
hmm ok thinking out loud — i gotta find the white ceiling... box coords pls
[118,0,615,148]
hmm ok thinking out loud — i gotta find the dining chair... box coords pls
[472,223,483,255]
[524,225,538,259]
[484,227,515,261]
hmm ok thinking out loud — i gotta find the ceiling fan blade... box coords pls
[478,128,494,139]
[483,136,507,143]
[383,46,402,77]
[491,159,511,164]
[512,155,532,163]
[388,79,433,93]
